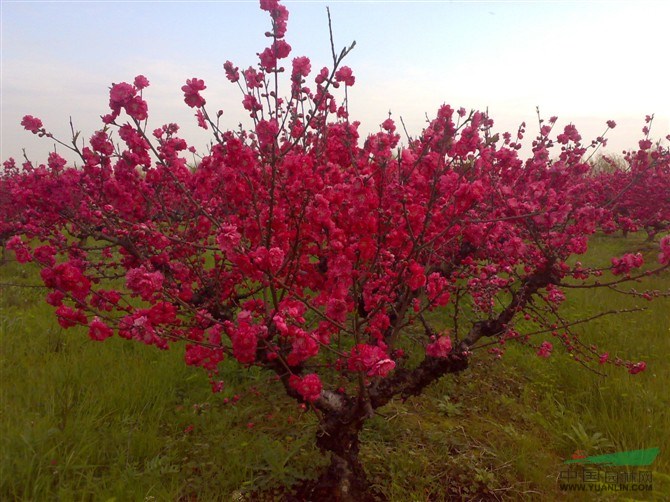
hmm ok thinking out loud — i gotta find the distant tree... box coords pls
[590,135,670,240]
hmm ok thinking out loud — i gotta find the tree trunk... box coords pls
[293,403,385,501]
[314,421,370,501]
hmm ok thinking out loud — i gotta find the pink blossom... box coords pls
[256,119,279,148]
[289,373,322,402]
[273,314,289,335]
[242,94,262,113]
[224,312,262,364]
[56,305,87,329]
[32,245,56,267]
[287,332,319,365]
[426,335,452,358]
[334,66,355,86]
[536,341,553,358]
[21,115,43,134]
[125,95,148,121]
[315,67,329,85]
[629,361,646,374]
[606,120,616,129]
[42,262,91,299]
[259,0,279,11]
[426,273,451,306]
[348,344,394,377]
[557,124,581,144]
[243,67,264,89]
[368,358,396,378]
[216,224,241,252]
[274,40,291,59]
[325,297,348,323]
[126,266,164,301]
[258,42,290,71]
[196,110,208,129]
[133,75,150,90]
[88,317,114,341]
[381,118,395,133]
[224,61,240,82]
[545,285,565,304]
[292,56,311,79]
[611,253,644,275]
[90,290,122,311]
[268,247,284,272]
[90,130,114,155]
[147,302,178,325]
[109,82,135,109]
[407,262,426,291]
[6,236,32,263]
[181,78,206,108]
[269,4,289,38]
[185,344,224,371]
[46,291,64,307]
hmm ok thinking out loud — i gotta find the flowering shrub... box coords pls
[2,0,669,498]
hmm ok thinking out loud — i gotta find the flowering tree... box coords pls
[3,0,669,498]
[589,134,670,240]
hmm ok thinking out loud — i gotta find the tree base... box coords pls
[245,463,387,502]
[285,475,387,502]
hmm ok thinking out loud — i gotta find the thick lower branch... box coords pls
[462,264,559,347]
[368,350,469,410]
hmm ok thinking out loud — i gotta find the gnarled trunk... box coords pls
[314,418,373,501]
[311,393,384,501]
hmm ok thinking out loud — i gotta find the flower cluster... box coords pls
[105,77,149,123]
[3,1,666,466]
[611,253,644,276]
[426,335,453,359]
[289,373,322,402]
[347,344,396,377]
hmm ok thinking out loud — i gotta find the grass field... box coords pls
[1,233,668,501]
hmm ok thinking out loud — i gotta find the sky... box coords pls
[1,0,669,165]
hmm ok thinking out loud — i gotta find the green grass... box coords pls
[1,233,668,500]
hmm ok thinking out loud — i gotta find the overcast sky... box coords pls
[2,0,668,165]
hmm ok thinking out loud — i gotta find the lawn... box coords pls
[1,233,668,500]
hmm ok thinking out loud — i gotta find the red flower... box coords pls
[289,374,322,402]
[125,96,148,121]
[195,110,208,130]
[88,317,114,341]
[536,341,553,358]
[260,0,279,11]
[348,344,395,377]
[90,130,114,155]
[126,266,164,301]
[292,56,311,79]
[6,236,32,263]
[133,74,150,90]
[335,66,355,86]
[109,82,135,109]
[223,61,240,83]
[56,305,87,329]
[426,335,452,358]
[181,78,206,108]
[21,115,43,134]
[407,262,426,291]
